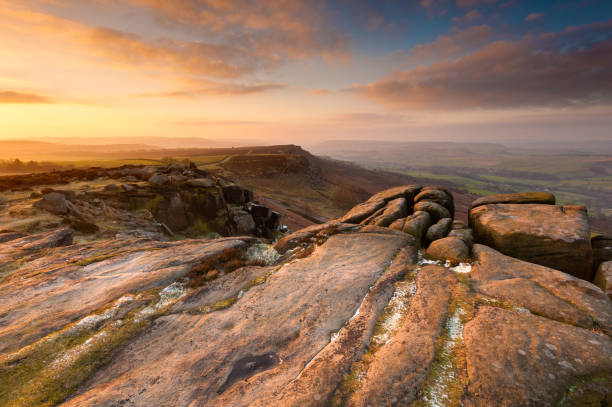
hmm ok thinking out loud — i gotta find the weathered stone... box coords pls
[0,230,26,243]
[402,210,431,248]
[470,191,556,210]
[223,184,253,204]
[166,193,188,231]
[414,187,454,216]
[0,236,251,353]
[388,217,405,231]
[148,173,170,187]
[348,265,456,406]
[448,227,474,247]
[250,204,271,219]
[368,184,422,203]
[341,199,386,224]
[414,200,451,223]
[233,210,256,235]
[471,244,612,334]
[371,197,408,227]
[463,306,612,407]
[594,261,612,300]
[188,178,215,188]
[63,231,412,407]
[33,192,69,215]
[425,217,453,244]
[425,236,469,265]
[470,203,592,280]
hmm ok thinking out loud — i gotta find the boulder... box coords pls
[233,210,256,235]
[425,236,469,265]
[371,197,408,227]
[413,200,450,223]
[470,191,555,210]
[594,261,612,300]
[388,217,405,231]
[368,184,421,203]
[414,187,454,216]
[188,178,215,188]
[425,217,453,244]
[401,211,431,248]
[250,204,271,220]
[341,199,386,224]
[33,192,69,215]
[166,193,188,231]
[223,185,253,204]
[470,203,592,280]
[148,173,170,187]
[448,227,474,247]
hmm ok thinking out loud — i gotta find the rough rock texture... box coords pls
[371,197,408,227]
[0,233,252,353]
[470,203,592,280]
[594,261,612,300]
[425,236,470,265]
[470,191,556,210]
[471,244,612,334]
[414,200,451,223]
[463,306,612,407]
[414,187,454,217]
[449,227,474,247]
[340,185,421,224]
[63,230,413,406]
[425,217,453,244]
[401,211,431,248]
[2,185,611,407]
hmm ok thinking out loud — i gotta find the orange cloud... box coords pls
[309,89,332,95]
[134,81,285,98]
[0,91,53,104]
[0,1,348,80]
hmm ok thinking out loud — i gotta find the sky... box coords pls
[1,0,611,146]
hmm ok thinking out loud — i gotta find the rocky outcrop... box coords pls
[8,163,281,239]
[1,186,611,407]
[470,200,592,280]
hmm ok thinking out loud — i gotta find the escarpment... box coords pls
[0,185,611,407]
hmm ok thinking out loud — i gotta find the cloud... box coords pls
[134,81,285,98]
[309,89,332,95]
[452,10,482,25]
[354,37,612,110]
[407,25,493,63]
[524,13,544,22]
[456,0,497,8]
[0,91,53,103]
[0,1,348,81]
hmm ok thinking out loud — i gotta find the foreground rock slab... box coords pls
[63,230,413,407]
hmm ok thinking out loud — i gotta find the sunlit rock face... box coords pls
[470,202,592,280]
[1,186,611,406]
